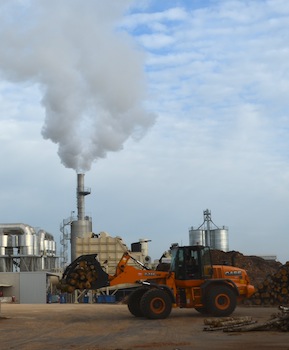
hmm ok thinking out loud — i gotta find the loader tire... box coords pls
[195,306,208,315]
[127,287,149,317]
[140,288,172,319]
[205,285,237,317]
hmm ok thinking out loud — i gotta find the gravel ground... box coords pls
[0,303,288,350]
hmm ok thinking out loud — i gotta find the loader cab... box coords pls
[170,245,213,280]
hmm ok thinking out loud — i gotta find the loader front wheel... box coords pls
[205,285,237,317]
[127,287,149,317]
[140,288,172,319]
[195,306,208,315]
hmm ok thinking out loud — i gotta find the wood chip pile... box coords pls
[210,250,282,287]
[210,250,289,306]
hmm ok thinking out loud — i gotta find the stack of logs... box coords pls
[61,260,98,293]
[248,262,289,306]
[204,306,289,332]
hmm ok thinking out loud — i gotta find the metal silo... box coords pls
[210,227,229,252]
[189,228,205,246]
[189,209,229,252]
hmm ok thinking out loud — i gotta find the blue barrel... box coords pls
[47,293,52,304]
[83,295,89,303]
[60,294,66,304]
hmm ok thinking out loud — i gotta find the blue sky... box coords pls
[0,0,289,263]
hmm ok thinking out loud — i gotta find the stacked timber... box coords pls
[248,262,289,306]
[203,316,256,331]
[60,260,98,293]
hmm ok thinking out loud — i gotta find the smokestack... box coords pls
[70,173,92,262]
[77,173,90,220]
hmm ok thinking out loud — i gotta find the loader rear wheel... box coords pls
[127,287,149,317]
[140,288,172,319]
[205,285,237,317]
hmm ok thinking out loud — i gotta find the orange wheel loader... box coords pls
[60,245,255,319]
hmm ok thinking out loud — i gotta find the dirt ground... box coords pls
[0,303,289,350]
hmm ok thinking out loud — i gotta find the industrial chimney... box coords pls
[77,173,90,220]
[70,173,92,261]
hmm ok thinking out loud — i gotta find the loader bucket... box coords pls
[60,254,110,293]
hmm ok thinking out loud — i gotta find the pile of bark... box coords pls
[204,306,289,332]
[210,250,282,287]
[210,250,289,306]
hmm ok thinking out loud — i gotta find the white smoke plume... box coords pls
[0,0,155,172]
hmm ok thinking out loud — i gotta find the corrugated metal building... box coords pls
[0,272,58,303]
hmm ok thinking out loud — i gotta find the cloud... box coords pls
[0,0,155,172]
[113,0,289,262]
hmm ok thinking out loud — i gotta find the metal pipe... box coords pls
[77,173,85,220]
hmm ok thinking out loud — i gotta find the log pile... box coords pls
[204,306,289,332]
[203,316,256,331]
[248,262,289,306]
[60,260,98,293]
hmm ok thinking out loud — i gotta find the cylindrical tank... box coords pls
[44,240,50,256]
[189,228,206,246]
[71,219,92,261]
[51,241,56,256]
[0,234,8,256]
[19,234,34,255]
[139,239,149,257]
[7,235,18,247]
[39,230,46,254]
[210,228,229,252]
[33,234,39,255]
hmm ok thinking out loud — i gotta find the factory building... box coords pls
[0,173,153,304]
[60,174,151,273]
[75,232,150,275]
[0,224,58,272]
[0,224,59,303]
[58,174,152,303]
